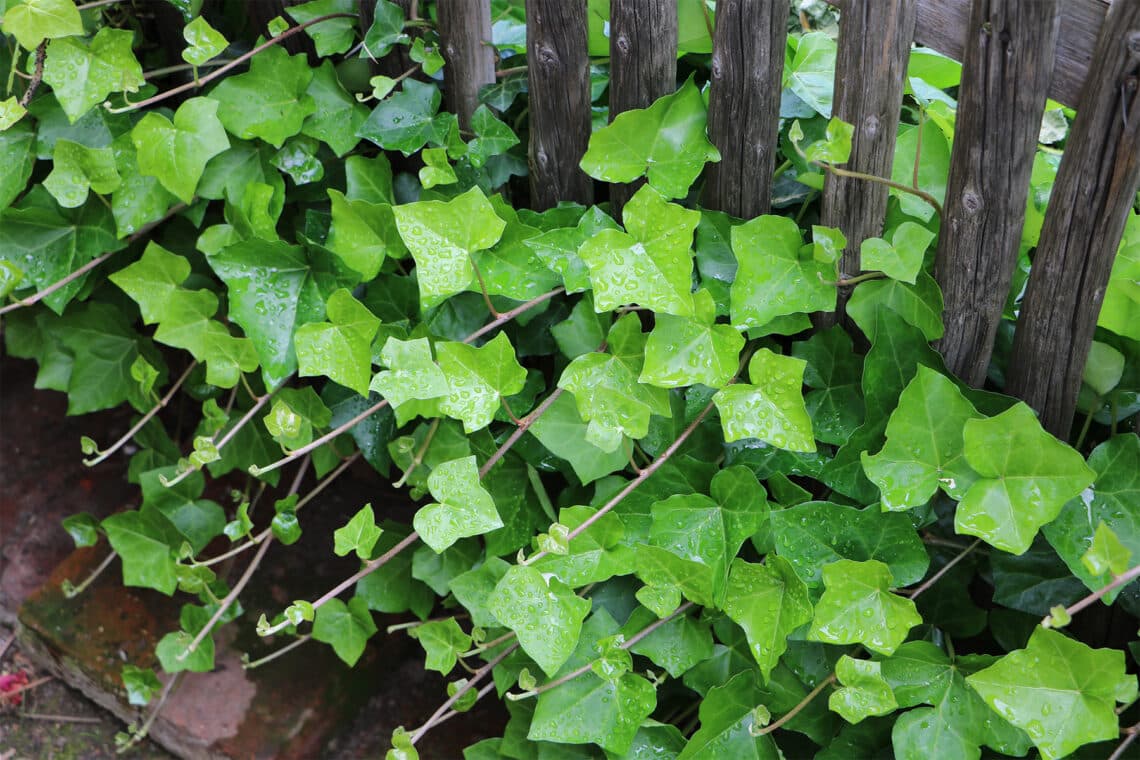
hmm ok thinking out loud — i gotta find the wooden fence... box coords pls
[346,0,1136,438]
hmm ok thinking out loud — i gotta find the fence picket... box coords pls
[438,0,496,130]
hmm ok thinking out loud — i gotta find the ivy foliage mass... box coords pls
[2,0,1140,758]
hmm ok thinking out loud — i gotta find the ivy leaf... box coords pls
[102,509,180,596]
[0,120,35,211]
[312,596,378,666]
[966,627,1137,759]
[131,97,230,203]
[55,302,152,414]
[714,348,816,452]
[847,270,944,342]
[1044,435,1140,603]
[862,366,983,511]
[182,16,227,65]
[271,136,323,185]
[791,326,864,446]
[111,133,178,238]
[526,206,618,293]
[580,76,720,198]
[357,79,442,155]
[370,336,449,411]
[466,105,519,168]
[1082,522,1132,577]
[640,291,744,389]
[156,630,214,674]
[723,557,813,681]
[528,667,657,756]
[326,189,404,280]
[577,184,699,317]
[418,147,457,188]
[285,0,357,56]
[294,288,380,396]
[302,60,368,156]
[43,139,120,208]
[210,44,316,148]
[435,332,527,433]
[139,466,224,554]
[355,523,434,620]
[829,656,897,724]
[41,28,144,123]
[891,120,950,223]
[271,495,302,545]
[677,671,780,760]
[787,32,837,117]
[413,456,503,553]
[531,506,636,587]
[621,606,714,679]
[954,403,1096,555]
[2,0,83,50]
[0,97,26,130]
[808,559,922,656]
[121,665,161,707]
[392,186,506,308]
[407,618,471,675]
[528,393,630,484]
[860,222,934,284]
[333,504,383,560]
[1098,209,1140,340]
[729,214,836,329]
[63,513,99,548]
[471,198,562,302]
[803,116,853,164]
[360,0,407,58]
[487,565,591,676]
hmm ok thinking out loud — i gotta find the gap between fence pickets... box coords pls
[825,0,1106,110]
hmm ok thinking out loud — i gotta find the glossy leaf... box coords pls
[407,617,471,675]
[102,509,180,595]
[2,0,83,50]
[529,666,657,756]
[131,97,230,204]
[42,28,144,122]
[641,291,744,389]
[714,348,816,452]
[847,270,944,342]
[955,403,1096,555]
[487,565,591,676]
[211,44,316,148]
[357,79,442,155]
[370,336,449,411]
[182,16,227,65]
[830,656,897,724]
[435,332,527,433]
[791,326,864,446]
[528,393,630,484]
[333,504,383,560]
[860,223,934,284]
[286,0,356,56]
[808,559,922,656]
[413,456,503,553]
[787,33,837,117]
[527,207,618,293]
[302,60,368,156]
[312,596,378,666]
[677,671,780,759]
[43,139,120,208]
[1098,210,1140,340]
[294,288,380,396]
[723,557,812,681]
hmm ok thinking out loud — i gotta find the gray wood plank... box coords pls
[438,0,496,130]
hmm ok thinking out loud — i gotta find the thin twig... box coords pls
[409,642,519,744]
[462,288,563,344]
[906,539,981,600]
[18,41,46,107]
[753,673,836,736]
[0,676,53,701]
[143,60,233,80]
[63,549,117,599]
[394,418,440,488]
[244,635,311,670]
[1110,722,1140,760]
[817,161,944,218]
[1043,561,1140,628]
[478,388,563,478]
[85,362,197,466]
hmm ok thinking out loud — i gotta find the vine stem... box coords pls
[17,40,45,107]
[905,539,981,599]
[394,418,439,488]
[752,673,836,736]
[409,641,520,745]
[103,14,358,113]
[507,602,695,701]
[0,675,53,701]
[120,672,183,753]
[244,635,311,670]
[181,457,310,658]
[84,362,197,466]
[0,202,188,317]
[1111,721,1140,760]
[478,388,563,478]
[63,548,118,599]
[815,161,944,218]
[1042,560,1140,628]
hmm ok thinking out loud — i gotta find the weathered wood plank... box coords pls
[526,0,594,209]
[934,0,1060,387]
[826,0,1105,109]
[608,0,678,216]
[1005,1,1140,437]
[438,0,496,130]
[821,0,917,300]
[703,0,788,218]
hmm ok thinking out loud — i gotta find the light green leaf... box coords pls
[210,44,316,148]
[285,0,356,56]
[621,606,714,679]
[487,564,591,676]
[393,186,506,308]
[891,120,950,222]
[312,596,378,666]
[714,348,815,452]
[527,207,618,293]
[294,288,380,396]
[435,332,527,433]
[531,506,635,587]
[333,504,383,560]
[829,656,897,723]
[1082,522,1132,577]
[1098,209,1140,340]
[302,60,368,156]
[862,366,983,511]
[1083,340,1126,396]
[0,119,35,210]
[860,222,935,284]
[467,105,519,168]
[955,403,1096,555]
[418,147,457,189]
[0,96,26,130]
[407,617,471,675]
[182,16,227,65]
[723,557,812,681]
[580,77,720,198]
[803,116,853,164]
[413,456,503,553]
[131,96,230,203]
[120,665,161,707]
[578,184,699,317]
[271,136,323,185]
[62,512,99,548]
[677,671,780,760]
[370,336,449,411]
[102,509,180,596]
[326,189,404,280]
[808,559,922,656]
[156,630,214,673]
[43,139,120,208]
[528,393,630,484]
[357,79,441,155]
[640,291,744,389]
[787,33,837,117]
[2,0,83,50]
[966,627,1136,760]
[529,668,657,756]
[41,28,144,122]
[847,270,944,342]
[729,214,835,329]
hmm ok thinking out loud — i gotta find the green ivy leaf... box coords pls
[677,671,780,760]
[955,403,1096,555]
[285,0,356,56]
[829,656,897,724]
[435,332,527,433]
[294,288,380,396]
[580,76,720,198]
[182,16,227,65]
[41,28,144,123]
[714,348,815,452]
[467,105,519,168]
[102,509,180,595]
[355,523,434,619]
[139,466,225,554]
[527,207,618,293]
[847,270,944,342]
[312,596,378,666]
[1098,210,1140,340]
[131,96,230,203]
[271,495,302,545]
[787,33,837,117]
[891,120,950,223]
[862,366,983,511]
[393,186,506,307]
[487,564,591,676]
[1082,522,1132,577]
[791,326,864,446]
[966,627,1136,759]
[723,556,812,681]
[210,44,316,148]
[418,147,457,188]
[729,214,835,329]
[0,96,26,130]
[333,504,383,560]
[448,556,509,628]
[640,290,744,389]
[360,0,407,59]
[529,667,657,756]
[326,189,404,280]
[271,136,323,185]
[0,120,36,210]
[578,184,699,317]
[156,629,214,673]
[860,222,934,284]
[470,198,562,302]
[2,0,83,50]
[357,79,442,155]
[407,617,471,675]
[528,393,630,484]
[803,116,853,164]
[62,512,99,548]
[43,139,120,208]
[223,501,252,542]
[413,456,503,553]
[302,60,368,156]
[621,606,714,679]
[531,506,635,587]
[808,559,922,656]
[370,336,449,411]
[120,665,161,707]
[54,302,152,414]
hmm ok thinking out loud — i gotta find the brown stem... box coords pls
[753,673,836,736]
[84,362,198,466]
[1110,722,1140,760]
[816,161,944,218]
[478,388,564,478]
[18,41,46,107]
[906,539,980,600]
[409,642,520,744]
[1043,561,1140,628]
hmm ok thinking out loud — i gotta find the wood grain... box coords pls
[438,0,496,129]
[934,0,1060,387]
[1005,1,1140,437]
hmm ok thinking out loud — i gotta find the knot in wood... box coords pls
[535,42,560,69]
[615,32,631,56]
[862,114,881,139]
[1128,31,1140,58]
[961,190,982,215]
